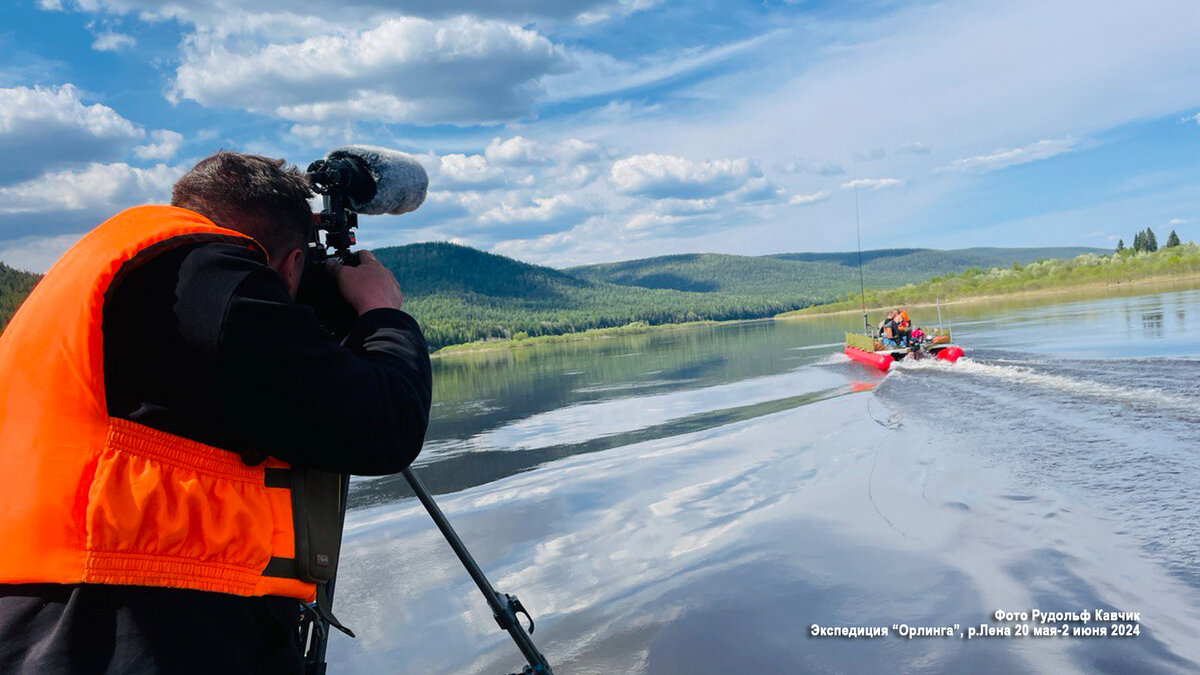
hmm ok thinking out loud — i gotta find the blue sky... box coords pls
[0,0,1197,271]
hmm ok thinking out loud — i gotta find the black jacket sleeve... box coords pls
[203,251,432,475]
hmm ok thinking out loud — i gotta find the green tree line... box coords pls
[0,263,41,331]
[782,243,1200,318]
[1118,227,1182,253]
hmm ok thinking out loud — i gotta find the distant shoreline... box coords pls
[431,320,727,358]
[775,272,1200,320]
[432,271,1200,358]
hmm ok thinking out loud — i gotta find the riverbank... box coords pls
[777,272,1200,320]
[432,320,725,357]
[777,245,1200,320]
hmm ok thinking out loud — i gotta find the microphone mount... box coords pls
[306,153,377,265]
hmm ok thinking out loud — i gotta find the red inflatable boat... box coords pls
[845,345,895,371]
[844,333,963,372]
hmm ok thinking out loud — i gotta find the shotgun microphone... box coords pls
[308,145,428,216]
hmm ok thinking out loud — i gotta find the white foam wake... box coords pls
[814,352,852,366]
[892,357,1200,414]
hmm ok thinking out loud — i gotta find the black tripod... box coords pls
[302,468,553,675]
[301,154,553,674]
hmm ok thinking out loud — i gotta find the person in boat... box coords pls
[0,152,433,673]
[894,308,912,344]
[879,309,903,348]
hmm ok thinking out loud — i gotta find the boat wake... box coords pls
[813,352,852,366]
[891,355,1200,416]
[880,350,1200,589]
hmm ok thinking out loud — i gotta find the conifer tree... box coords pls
[1166,230,1181,248]
[1116,239,1125,252]
[1133,231,1145,252]
[1145,228,1158,252]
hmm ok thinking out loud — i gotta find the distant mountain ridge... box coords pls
[770,246,1101,267]
[375,241,587,299]
[566,246,1105,297]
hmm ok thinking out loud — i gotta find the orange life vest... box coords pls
[0,205,315,601]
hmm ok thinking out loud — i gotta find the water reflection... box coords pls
[333,286,1200,674]
[335,394,1200,673]
[352,317,861,506]
[1143,310,1164,338]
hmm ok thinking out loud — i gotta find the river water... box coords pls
[331,285,1200,674]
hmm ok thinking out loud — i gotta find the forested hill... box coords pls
[567,247,1105,298]
[378,243,1103,349]
[1,243,1108,350]
[375,242,587,298]
[0,263,40,331]
[377,242,813,349]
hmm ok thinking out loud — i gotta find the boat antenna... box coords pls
[853,161,868,335]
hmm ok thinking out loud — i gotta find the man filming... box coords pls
[0,152,433,673]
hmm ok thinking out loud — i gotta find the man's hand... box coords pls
[326,250,403,314]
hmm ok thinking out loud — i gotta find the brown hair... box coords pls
[171,151,313,262]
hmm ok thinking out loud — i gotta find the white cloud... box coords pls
[622,211,684,238]
[554,164,600,189]
[491,223,622,267]
[0,162,180,213]
[478,194,594,231]
[788,190,829,206]
[484,136,547,167]
[1183,112,1200,126]
[133,129,184,160]
[542,31,780,103]
[0,233,84,273]
[730,177,781,204]
[287,122,357,145]
[0,84,142,184]
[42,0,648,28]
[393,189,476,225]
[433,153,511,190]
[650,198,718,217]
[1166,218,1187,226]
[0,162,184,239]
[840,177,903,191]
[609,153,759,199]
[894,142,931,156]
[92,32,136,52]
[943,137,1077,173]
[170,16,569,125]
[776,158,845,176]
[552,138,607,164]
